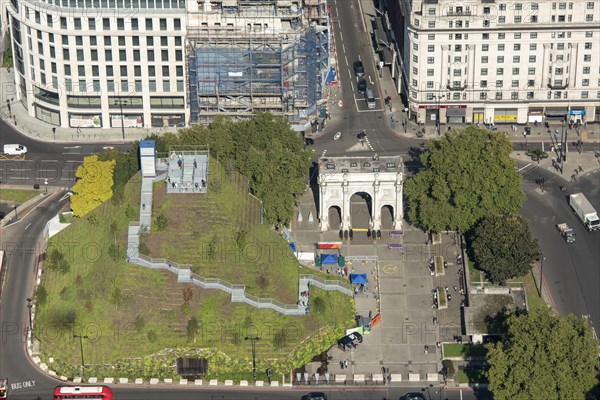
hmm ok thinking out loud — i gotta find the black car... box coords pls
[357,78,367,93]
[305,138,314,145]
[399,393,426,400]
[353,60,365,77]
[302,392,328,400]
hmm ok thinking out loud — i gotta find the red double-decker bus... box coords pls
[53,386,113,399]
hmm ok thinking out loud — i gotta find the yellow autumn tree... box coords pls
[71,155,116,217]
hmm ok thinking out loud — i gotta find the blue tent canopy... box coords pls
[321,253,338,264]
[325,66,337,85]
[350,273,368,284]
[289,242,297,253]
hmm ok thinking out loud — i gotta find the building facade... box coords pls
[387,0,600,126]
[5,0,328,129]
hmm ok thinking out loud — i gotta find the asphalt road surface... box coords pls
[519,162,600,333]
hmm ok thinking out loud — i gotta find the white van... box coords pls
[3,144,28,155]
[365,89,376,109]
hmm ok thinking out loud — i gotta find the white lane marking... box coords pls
[348,69,352,79]
[344,55,348,66]
[350,80,355,91]
[369,76,374,85]
[63,146,81,149]
[41,160,59,162]
[342,43,346,53]
[340,31,344,41]
[25,223,31,230]
[518,163,532,171]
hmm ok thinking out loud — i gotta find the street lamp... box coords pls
[113,99,129,140]
[26,298,33,333]
[73,334,89,369]
[244,336,261,379]
[44,179,48,194]
[14,205,18,220]
[435,95,445,136]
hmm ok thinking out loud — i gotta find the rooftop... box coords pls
[319,155,403,174]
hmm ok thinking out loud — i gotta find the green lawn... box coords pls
[521,270,551,312]
[36,171,354,380]
[0,188,39,203]
[443,343,487,359]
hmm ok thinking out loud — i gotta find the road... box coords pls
[519,163,600,333]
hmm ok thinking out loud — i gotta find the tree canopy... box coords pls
[404,127,525,232]
[71,155,116,217]
[469,214,540,283]
[487,309,599,400]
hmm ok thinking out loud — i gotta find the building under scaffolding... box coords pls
[187,0,329,125]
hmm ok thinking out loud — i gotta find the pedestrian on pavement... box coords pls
[142,203,146,210]
[436,342,441,348]
[424,345,429,354]
[340,361,344,369]
[344,360,349,369]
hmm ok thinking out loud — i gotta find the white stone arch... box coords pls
[380,203,395,229]
[318,156,403,232]
[347,188,375,229]
[327,204,343,230]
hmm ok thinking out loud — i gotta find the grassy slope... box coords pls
[0,188,39,203]
[36,173,354,368]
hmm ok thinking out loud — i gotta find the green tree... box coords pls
[187,316,200,341]
[487,309,599,400]
[312,297,326,314]
[97,147,139,193]
[155,212,168,231]
[404,127,525,233]
[134,315,146,333]
[71,155,116,217]
[469,214,540,283]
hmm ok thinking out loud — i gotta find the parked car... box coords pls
[305,138,314,146]
[337,331,363,350]
[399,393,426,400]
[365,88,376,109]
[302,392,328,400]
[357,78,367,93]
[353,60,365,77]
[347,331,363,345]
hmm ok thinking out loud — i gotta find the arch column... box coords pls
[341,175,350,231]
[394,173,403,230]
[319,177,329,232]
[372,174,381,231]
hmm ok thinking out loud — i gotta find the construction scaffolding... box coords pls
[186,0,329,125]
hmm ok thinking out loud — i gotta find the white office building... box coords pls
[4,0,329,130]
[387,0,600,126]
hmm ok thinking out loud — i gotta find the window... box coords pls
[120,66,127,77]
[90,37,97,46]
[511,92,518,100]
[77,49,84,61]
[483,20,490,27]
[91,50,98,61]
[480,92,487,99]
[413,55,418,63]
[583,67,590,74]
[428,34,435,40]
[530,44,537,51]
[135,80,142,91]
[554,91,562,99]
[62,36,68,45]
[119,50,126,61]
[146,18,153,30]
[555,67,563,75]
[512,80,519,87]
[453,69,461,76]
[174,19,181,30]
[586,14,593,21]
[498,33,505,40]
[92,66,99,77]
[105,50,112,61]
[148,50,155,61]
[50,46,55,58]
[65,65,71,76]
[79,80,87,92]
[529,56,536,63]
[427,57,434,64]
[160,18,167,30]
[134,66,141,77]
[175,50,182,62]
[106,66,113,76]
[426,93,434,100]
[495,92,503,100]
[118,36,126,46]
[148,66,156,77]
[557,43,565,50]
[527,92,534,99]
[480,80,487,88]
[162,66,170,77]
[428,21,435,28]
[588,2,595,8]
[161,36,168,46]
[162,50,169,61]
[497,56,504,63]
[497,68,504,75]
[121,81,129,92]
[513,56,520,63]
[61,17,68,29]
[108,80,116,93]
[47,15,53,27]
[428,7,435,15]
[481,56,488,63]
[481,68,488,76]
[147,37,154,46]
[584,55,591,62]
[175,37,182,46]
[133,37,140,46]
[512,68,520,75]
[117,18,124,30]
[74,18,81,30]
[163,80,170,92]
[76,36,83,46]
[582,79,589,86]
[582,91,588,99]
[499,16,505,23]
[413,67,418,75]
[428,45,434,52]
[176,66,183,77]
[514,16,522,23]
[498,44,505,51]
[426,81,433,88]
[482,44,489,52]
[483,33,489,40]
[585,43,592,50]
[427,69,434,76]
[496,80,503,88]
[528,67,536,75]
[454,56,461,62]
[514,44,521,51]
[103,18,110,30]
[131,19,138,31]
[133,50,140,61]
[531,16,538,22]
[104,37,111,46]
[149,80,156,92]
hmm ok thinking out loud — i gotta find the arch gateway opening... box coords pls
[318,156,404,232]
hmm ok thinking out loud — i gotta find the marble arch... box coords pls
[318,155,404,232]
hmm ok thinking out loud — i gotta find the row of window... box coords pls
[414,91,600,101]
[415,31,595,41]
[28,26,184,47]
[428,0,594,14]
[32,62,184,82]
[32,0,185,9]
[414,79,600,89]
[415,55,594,66]
[412,67,597,77]
[420,43,594,52]
[417,13,596,28]
[29,11,182,32]
[35,76,185,95]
